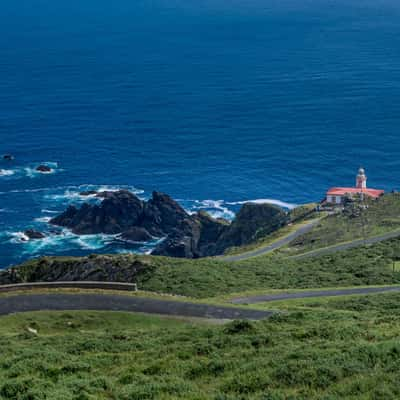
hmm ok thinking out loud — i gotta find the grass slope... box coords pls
[5,236,400,299]
[285,193,400,255]
[138,238,400,298]
[2,292,400,399]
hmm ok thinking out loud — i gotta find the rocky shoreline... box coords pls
[47,189,289,258]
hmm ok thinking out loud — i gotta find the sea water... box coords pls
[1,0,400,267]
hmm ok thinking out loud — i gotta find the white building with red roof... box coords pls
[326,168,384,205]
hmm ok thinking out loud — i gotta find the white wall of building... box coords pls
[327,195,343,204]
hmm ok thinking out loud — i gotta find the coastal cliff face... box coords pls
[50,190,288,258]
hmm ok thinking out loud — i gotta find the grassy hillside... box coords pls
[2,292,400,399]
[284,193,400,255]
[140,239,400,297]
[4,236,400,298]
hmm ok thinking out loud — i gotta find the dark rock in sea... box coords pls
[51,190,144,235]
[142,191,189,236]
[36,165,52,173]
[23,229,46,240]
[214,202,289,253]
[79,190,98,197]
[152,211,228,258]
[120,227,153,242]
[153,203,288,258]
[78,190,113,198]
[96,191,116,199]
[3,154,14,161]
[50,189,289,259]
[0,254,153,285]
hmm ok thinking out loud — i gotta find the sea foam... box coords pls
[227,199,298,210]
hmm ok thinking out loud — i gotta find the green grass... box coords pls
[3,292,400,399]
[135,238,400,298]
[222,218,319,256]
[284,193,400,255]
[5,235,400,299]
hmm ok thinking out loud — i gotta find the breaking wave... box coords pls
[182,199,236,220]
[44,184,145,203]
[0,162,60,181]
[0,169,15,177]
[7,229,121,254]
[226,198,298,210]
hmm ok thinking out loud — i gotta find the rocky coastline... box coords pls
[48,189,289,258]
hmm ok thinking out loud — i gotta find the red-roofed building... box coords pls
[326,168,384,205]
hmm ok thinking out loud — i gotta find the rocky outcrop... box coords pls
[23,230,46,240]
[214,203,289,254]
[79,190,98,197]
[142,191,189,236]
[50,190,289,258]
[152,211,229,258]
[120,227,153,243]
[51,190,144,234]
[36,165,52,173]
[0,255,154,285]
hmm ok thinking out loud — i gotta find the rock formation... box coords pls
[23,230,46,241]
[50,190,289,258]
[36,165,52,173]
[120,227,153,242]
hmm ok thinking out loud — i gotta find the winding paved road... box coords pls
[220,219,320,262]
[232,286,400,304]
[290,228,400,260]
[0,293,272,320]
[221,220,400,262]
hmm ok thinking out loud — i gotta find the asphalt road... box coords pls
[290,229,400,260]
[0,293,273,320]
[221,219,320,262]
[231,286,400,304]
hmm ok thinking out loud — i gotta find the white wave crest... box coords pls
[186,199,235,220]
[74,233,119,250]
[9,231,31,243]
[0,169,15,177]
[7,228,121,254]
[41,209,59,214]
[34,216,52,223]
[226,199,297,210]
[44,184,145,202]
[0,184,144,196]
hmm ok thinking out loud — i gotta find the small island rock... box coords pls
[36,165,53,173]
[23,230,46,240]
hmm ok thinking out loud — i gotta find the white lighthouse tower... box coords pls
[356,167,367,190]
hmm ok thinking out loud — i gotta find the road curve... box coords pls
[290,229,400,260]
[232,286,400,304]
[220,219,320,262]
[0,293,273,320]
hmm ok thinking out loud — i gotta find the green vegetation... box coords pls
[3,196,400,399]
[285,193,400,255]
[4,236,400,299]
[3,291,400,399]
[140,240,400,298]
[223,202,320,256]
[288,203,319,223]
[223,219,316,256]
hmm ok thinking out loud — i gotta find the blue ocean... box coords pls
[1,0,400,268]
